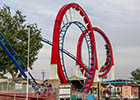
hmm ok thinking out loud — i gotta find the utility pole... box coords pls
[26,26,30,100]
[42,70,45,81]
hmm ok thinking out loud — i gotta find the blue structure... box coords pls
[0,32,40,93]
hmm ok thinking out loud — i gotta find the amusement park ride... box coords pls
[0,3,114,93]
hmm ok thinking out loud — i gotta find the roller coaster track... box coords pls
[0,3,114,94]
[42,38,88,72]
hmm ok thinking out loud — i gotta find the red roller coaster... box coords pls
[0,2,114,94]
[50,3,114,93]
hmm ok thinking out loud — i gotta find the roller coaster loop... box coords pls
[0,3,114,93]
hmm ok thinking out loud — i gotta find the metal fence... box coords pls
[0,82,34,93]
[0,79,90,100]
[0,79,58,100]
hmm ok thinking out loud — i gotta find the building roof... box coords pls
[69,75,86,81]
[104,79,132,82]
[102,79,140,86]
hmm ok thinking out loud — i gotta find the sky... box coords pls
[0,0,140,80]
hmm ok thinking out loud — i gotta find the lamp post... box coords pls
[26,26,30,100]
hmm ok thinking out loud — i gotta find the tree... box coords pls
[130,68,140,80]
[0,6,43,79]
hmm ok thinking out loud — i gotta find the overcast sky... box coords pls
[0,0,140,80]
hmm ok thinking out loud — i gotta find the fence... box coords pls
[0,79,58,100]
[0,79,90,100]
[0,93,56,100]
[0,81,35,93]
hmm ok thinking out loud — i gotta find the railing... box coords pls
[0,80,58,100]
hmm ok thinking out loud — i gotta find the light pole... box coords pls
[26,26,30,100]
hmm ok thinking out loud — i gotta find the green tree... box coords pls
[0,6,43,79]
[130,68,140,80]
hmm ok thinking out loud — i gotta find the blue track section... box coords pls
[42,38,87,68]
[59,21,94,84]
[0,32,40,93]
[42,21,95,93]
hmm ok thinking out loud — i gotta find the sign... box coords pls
[59,84,71,99]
